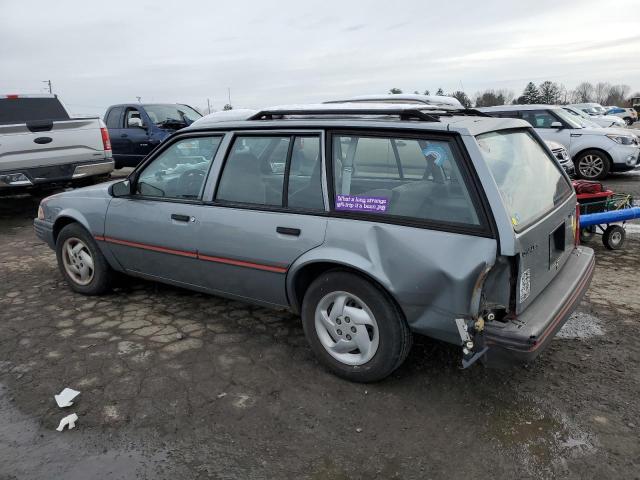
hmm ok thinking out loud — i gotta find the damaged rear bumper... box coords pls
[483,246,595,367]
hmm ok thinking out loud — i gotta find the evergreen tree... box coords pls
[435,88,444,96]
[423,89,430,95]
[223,104,233,111]
[522,82,541,104]
[389,88,403,94]
[538,81,561,104]
[450,91,472,108]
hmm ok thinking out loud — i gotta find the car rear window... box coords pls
[331,134,481,228]
[477,129,572,232]
[0,97,70,125]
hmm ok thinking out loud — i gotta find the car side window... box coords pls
[135,136,222,200]
[520,111,557,128]
[124,108,143,128]
[216,135,324,211]
[332,134,480,226]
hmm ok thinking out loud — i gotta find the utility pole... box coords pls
[42,80,52,94]
[227,88,231,105]
[207,98,211,114]
[136,96,142,103]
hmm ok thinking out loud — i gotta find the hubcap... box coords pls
[610,231,622,245]
[578,155,604,178]
[61,237,94,286]
[314,291,379,366]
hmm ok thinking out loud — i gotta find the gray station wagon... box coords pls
[34,104,595,382]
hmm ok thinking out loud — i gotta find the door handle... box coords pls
[276,226,301,236]
[171,214,191,222]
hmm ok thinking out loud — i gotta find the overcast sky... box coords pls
[1,0,639,116]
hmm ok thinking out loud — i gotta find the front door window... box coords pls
[136,136,222,200]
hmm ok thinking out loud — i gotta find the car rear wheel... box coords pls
[624,117,633,126]
[56,223,113,295]
[301,270,412,382]
[575,150,610,180]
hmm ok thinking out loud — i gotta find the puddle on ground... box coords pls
[557,312,604,339]
[485,402,595,477]
[0,383,172,479]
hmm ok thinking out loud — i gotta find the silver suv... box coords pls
[34,104,595,382]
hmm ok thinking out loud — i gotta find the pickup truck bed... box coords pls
[0,95,114,192]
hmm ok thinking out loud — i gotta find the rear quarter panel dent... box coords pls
[288,219,497,344]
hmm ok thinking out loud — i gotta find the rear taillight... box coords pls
[574,203,581,246]
[100,127,111,151]
[5,94,19,99]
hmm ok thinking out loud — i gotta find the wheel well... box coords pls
[291,261,404,317]
[52,217,78,244]
[574,148,612,166]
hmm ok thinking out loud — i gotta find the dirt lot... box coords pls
[1,173,639,479]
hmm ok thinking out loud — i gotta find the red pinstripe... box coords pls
[95,234,287,273]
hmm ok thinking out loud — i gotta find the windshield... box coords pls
[562,108,599,128]
[552,108,584,129]
[477,129,572,232]
[144,104,202,127]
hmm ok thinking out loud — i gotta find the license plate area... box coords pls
[549,222,566,269]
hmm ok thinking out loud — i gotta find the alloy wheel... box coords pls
[61,237,95,286]
[314,291,379,366]
[578,154,604,179]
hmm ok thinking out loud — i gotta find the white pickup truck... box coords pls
[0,94,114,193]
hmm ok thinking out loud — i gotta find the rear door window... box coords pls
[216,134,324,211]
[331,133,482,228]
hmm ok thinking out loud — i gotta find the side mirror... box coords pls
[110,180,132,197]
[127,117,144,128]
[550,121,563,129]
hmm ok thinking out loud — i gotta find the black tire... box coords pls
[55,223,113,295]
[602,225,625,250]
[580,226,596,243]
[624,117,633,126]
[301,270,412,383]
[574,149,611,180]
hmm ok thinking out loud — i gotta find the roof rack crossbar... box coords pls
[248,108,441,122]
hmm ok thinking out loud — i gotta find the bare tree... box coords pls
[449,91,472,108]
[594,82,611,104]
[604,84,631,106]
[571,82,594,103]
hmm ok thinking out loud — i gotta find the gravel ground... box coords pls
[1,172,639,479]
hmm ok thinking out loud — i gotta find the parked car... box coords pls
[104,103,202,168]
[572,102,609,116]
[564,105,625,128]
[35,104,595,382]
[0,94,113,193]
[544,140,574,176]
[324,93,464,108]
[605,106,638,126]
[479,105,640,180]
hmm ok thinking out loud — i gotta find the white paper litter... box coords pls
[54,388,80,408]
[56,413,78,432]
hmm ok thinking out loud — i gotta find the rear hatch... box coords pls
[477,128,576,313]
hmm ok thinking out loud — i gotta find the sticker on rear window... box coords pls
[335,195,388,213]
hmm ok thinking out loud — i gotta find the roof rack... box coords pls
[248,108,442,122]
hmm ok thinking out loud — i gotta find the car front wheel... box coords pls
[301,271,412,382]
[575,150,611,180]
[55,223,113,295]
